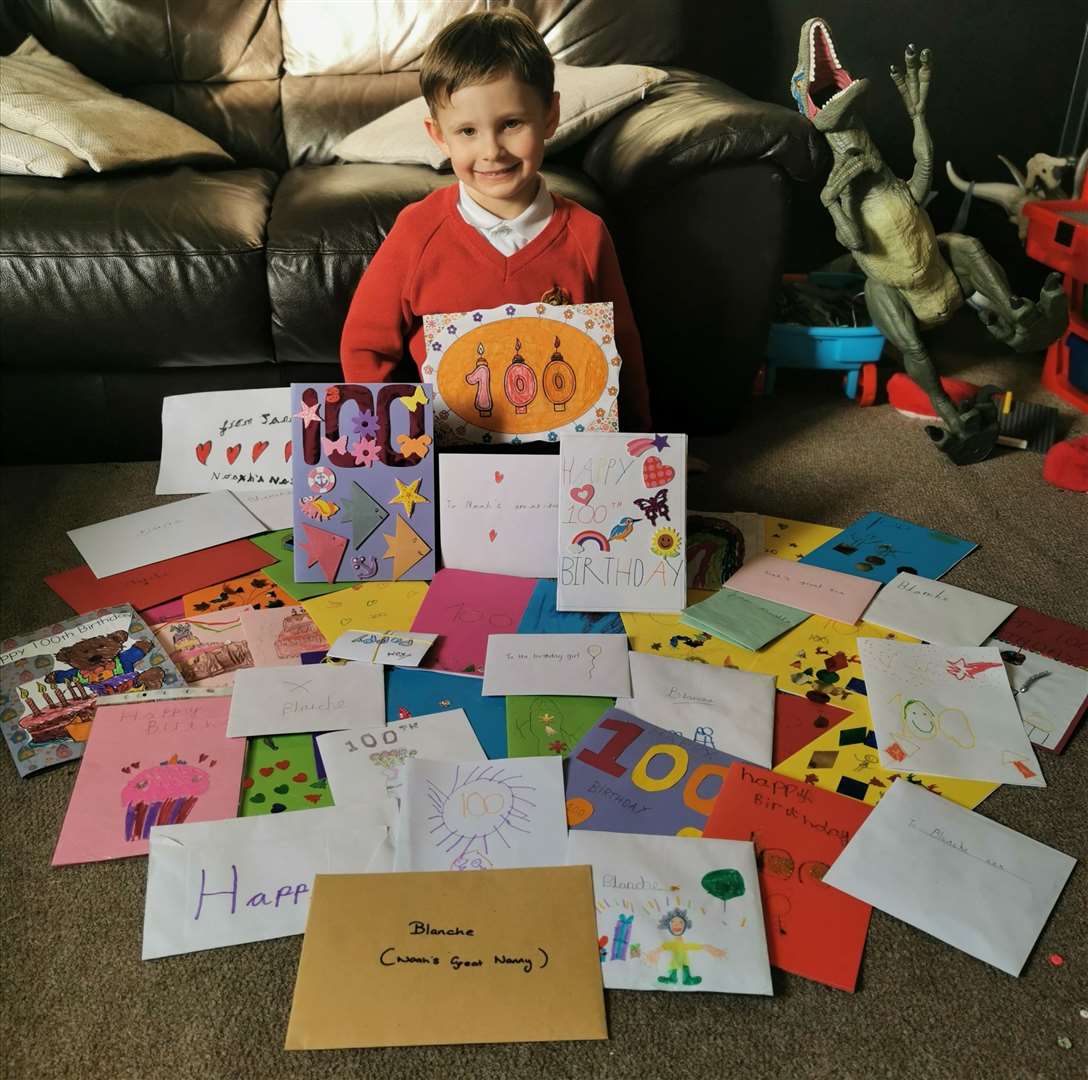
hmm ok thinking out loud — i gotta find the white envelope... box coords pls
[481,633,631,697]
[862,572,1015,645]
[67,491,264,578]
[315,709,484,807]
[439,454,559,577]
[233,490,295,530]
[226,662,384,737]
[142,805,389,959]
[860,638,1045,786]
[156,387,293,494]
[613,652,775,767]
[823,780,1075,976]
[328,629,437,667]
[566,831,772,994]
[394,755,568,872]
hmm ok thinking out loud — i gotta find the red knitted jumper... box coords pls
[340,183,652,429]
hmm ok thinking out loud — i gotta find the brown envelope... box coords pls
[285,866,608,1049]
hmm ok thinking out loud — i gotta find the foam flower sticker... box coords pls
[651,526,682,559]
[350,436,381,467]
[348,409,377,438]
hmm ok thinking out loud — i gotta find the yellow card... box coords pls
[301,581,428,645]
[622,591,759,669]
[285,868,607,1049]
[749,617,919,705]
[763,517,842,561]
[774,700,996,810]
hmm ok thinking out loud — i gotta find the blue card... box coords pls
[516,579,625,636]
[385,667,507,758]
[799,512,975,583]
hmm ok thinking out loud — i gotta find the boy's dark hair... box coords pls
[421,8,555,114]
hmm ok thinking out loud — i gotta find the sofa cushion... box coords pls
[265,162,606,367]
[0,123,88,176]
[332,63,669,170]
[0,37,234,172]
[0,167,277,371]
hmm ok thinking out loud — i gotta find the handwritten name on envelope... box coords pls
[284,867,607,1048]
[226,662,384,737]
[723,555,879,625]
[481,633,631,697]
[328,629,437,667]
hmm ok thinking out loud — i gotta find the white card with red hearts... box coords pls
[438,454,560,577]
[558,432,687,613]
[156,387,294,494]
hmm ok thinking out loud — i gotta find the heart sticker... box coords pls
[292,772,307,783]
[642,456,675,489]
[226,444,242,465]
[284,441,293,462]
[275,759,290,770]
[494,471,504,483]
[488,529,498,543]
[195,441,212,465]
[258,766,274,777]
[252,441,269,462]
[570,484,595,506]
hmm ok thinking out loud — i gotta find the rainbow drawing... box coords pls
[572,530,610,551]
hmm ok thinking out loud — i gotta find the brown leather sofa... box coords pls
[0,0,826,463]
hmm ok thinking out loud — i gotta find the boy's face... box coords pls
[425,72,560,219]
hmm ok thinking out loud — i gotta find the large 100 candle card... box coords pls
[291,383,435,584]
[421,301,621,445]
[558,433,687,613]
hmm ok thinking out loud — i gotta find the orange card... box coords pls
[183,572,294,615]
[703,762,872,992]
[285,868,607,1049]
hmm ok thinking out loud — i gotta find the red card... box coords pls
[703,762,872,992]
[993,606,1088,669]
[45,540,277,615]
[773,692,852,765]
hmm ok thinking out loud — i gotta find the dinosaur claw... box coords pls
[924,387,1000,465]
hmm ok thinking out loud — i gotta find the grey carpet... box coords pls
[3,325,1086,1080]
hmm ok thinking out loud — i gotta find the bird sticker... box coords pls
[607,516,640,543]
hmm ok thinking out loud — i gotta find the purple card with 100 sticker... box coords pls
[291,383,436,584]
[565,709,742,837]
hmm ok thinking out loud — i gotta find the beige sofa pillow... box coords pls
[0,37,233,173]
[0,123,90,176]
[333,62,669,169]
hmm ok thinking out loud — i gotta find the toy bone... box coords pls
[946,153,1074,240]
[790,17,1068,464]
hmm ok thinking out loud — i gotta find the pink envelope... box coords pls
[409,569,536,677]
[724,555,879,625]
[52,696,245,866]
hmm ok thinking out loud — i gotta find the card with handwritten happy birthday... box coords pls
[290,383,436,584]
[558,432,688,613]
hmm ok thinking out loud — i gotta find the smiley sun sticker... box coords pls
[651,526,682,559]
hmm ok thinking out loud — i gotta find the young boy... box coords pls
[339,8,652,429]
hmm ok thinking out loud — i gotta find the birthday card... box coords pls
[558,432,688,613]
[0,605,183,777]
[420,301,620,445]
[290,382,436,584]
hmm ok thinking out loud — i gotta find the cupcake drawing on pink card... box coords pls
[121,753,215,841]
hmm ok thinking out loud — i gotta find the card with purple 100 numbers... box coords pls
[290,383,435,584]
[564,709,742,837]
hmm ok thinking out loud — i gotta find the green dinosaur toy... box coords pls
[790,17,1068,464]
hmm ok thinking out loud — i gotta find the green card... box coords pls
[240,733,333,815]
[505,695,615,758]
[681,587,809,651]
[250,529,353,601]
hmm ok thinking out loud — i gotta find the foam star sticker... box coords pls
[381,515,432,580]
[397,386,429,412]
[652,433,670,451]
[293,400,321,426]
[388,477,429,517]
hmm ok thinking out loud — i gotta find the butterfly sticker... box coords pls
[397,432,433,461]
[633,488,670,526]
[322,435,348,457]
[397,386,429,412]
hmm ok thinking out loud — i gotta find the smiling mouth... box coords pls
[474,163,519,178]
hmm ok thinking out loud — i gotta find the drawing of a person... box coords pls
[645,908,725,986]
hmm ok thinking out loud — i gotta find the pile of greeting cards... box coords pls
[3,302,1084,1051]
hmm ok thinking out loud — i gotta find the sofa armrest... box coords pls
[582,69,827,199]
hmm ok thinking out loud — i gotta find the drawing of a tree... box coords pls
[701,868,746,923]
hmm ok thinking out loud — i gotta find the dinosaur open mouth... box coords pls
[805,20,854,116]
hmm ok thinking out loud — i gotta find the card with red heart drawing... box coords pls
[558,432,687,613]
[156,387,294,494]
[438,453,559,577]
